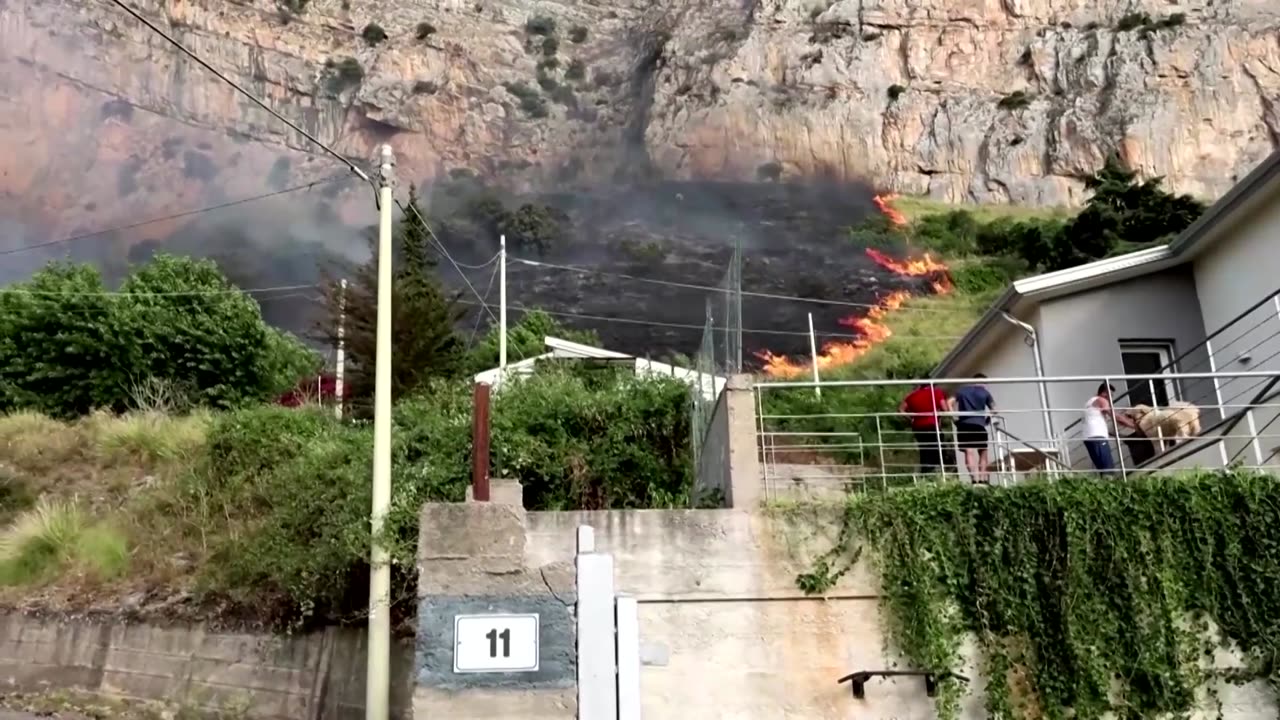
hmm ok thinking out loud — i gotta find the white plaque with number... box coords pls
[453,613,541,673]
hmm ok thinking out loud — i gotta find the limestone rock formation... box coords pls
[1,0,1277,237]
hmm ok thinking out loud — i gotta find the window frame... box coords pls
[1117,340,1182,408]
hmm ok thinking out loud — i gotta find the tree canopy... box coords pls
[316,186,466,405]
[976,156,1207,272]
[0,255,316,417]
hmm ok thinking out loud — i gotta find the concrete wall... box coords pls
[1191,191,1280,466]
[0,615,415,719]
[695,374,761,509]
[413,500,1278,719]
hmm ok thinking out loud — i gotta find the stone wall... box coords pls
[0,615,416,720]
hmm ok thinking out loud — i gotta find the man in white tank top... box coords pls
[1082,382,1136,474]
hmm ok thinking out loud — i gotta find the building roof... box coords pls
[473,335,726,400]
[933,150,1280,377]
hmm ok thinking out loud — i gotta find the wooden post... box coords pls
[472,382,491,501]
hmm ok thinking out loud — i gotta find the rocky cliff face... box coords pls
[1,0,1278,238]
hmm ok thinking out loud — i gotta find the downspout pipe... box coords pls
[1000,312,1056,447]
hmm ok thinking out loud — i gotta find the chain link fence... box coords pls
[690,241,743,467]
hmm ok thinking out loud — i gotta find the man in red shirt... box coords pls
[900,383,949,475]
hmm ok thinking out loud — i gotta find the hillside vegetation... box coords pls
[760,158,1207,475]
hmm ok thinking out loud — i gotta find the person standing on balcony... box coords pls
[1083,382,1135,475]
[951,374,995,485]
[900,383,949,476]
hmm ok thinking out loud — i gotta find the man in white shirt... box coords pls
[1082,382,1136,474]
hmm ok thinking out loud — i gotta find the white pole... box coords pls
[335,278,346,420]
[499,234,508,370]
[807,313,821,399]
[366,144,394,720]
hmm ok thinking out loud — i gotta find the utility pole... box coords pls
[807,312,822,399]
[366,144,394,720]
[335,278,346,420]
[499,234,508,370]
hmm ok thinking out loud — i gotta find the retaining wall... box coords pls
[0,615,415,719]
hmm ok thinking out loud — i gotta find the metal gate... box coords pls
[575,525,641,720]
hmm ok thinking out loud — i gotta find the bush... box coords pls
[504,81,549,118]
[997,90,1031,110]
[542,36,559,56]
[756,161,783,181]
[569,25,588,43]
[887,83,905,101]
[185,365,693,626]
[1116,11,1152,31]
[361,22,388,45]
[413,80,439,94]
[565,58,586,81]
[326,57,365,93]
[525,15,556,35]
[415,21,437,40]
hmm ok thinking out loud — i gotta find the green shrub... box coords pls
[997,90,1031,110]
[542,36,559,56]
[538,57,561,71]
[947,258,1020,295]
[565,58,586,81]
[756,161,783,181]
[569,25,588,43]
[1116,11,1152,31]
[887,83,905,101]
[415,21,437,40]
[326,57,365,93]
[413,80,439,95]
[184,365,693,627]
[525,15,556,35]
[504,81,548,118]
[361,22,388,45]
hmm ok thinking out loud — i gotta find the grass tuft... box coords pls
[86,410,210,467]
[0,498,128,586]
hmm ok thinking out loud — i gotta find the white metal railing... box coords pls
[754,370,1280,497]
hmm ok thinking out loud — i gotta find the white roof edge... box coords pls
[1011,244,1175,298]
[544,335,632,359]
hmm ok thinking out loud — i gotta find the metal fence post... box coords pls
[577,526,618,720]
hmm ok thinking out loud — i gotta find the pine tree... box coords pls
[317,186,465,408]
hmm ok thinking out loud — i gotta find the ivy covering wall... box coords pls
[797,471,1280,719]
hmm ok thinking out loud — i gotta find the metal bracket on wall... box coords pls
[836,670,971,699]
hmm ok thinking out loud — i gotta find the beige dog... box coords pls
[1129,402,1202,449]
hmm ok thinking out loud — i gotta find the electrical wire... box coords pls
[508,257,981,313]
[106,0,372,184]
[454,299,964,340]
[467,266,500,347]
[395,199,499,324]
[0,175,353,258]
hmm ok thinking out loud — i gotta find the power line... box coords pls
[106,0,372,184]
[509,257,981,313]
[455,300,965,340]
[396,199,499,324]
[0,175,352,258]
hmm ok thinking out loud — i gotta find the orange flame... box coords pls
[754,193,954,377]
[865,247,949,276]
[873,193,908,227]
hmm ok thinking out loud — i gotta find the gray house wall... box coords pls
[1190,193,1280,466]
[941,309,1045,453]
[1034,266,1217,462]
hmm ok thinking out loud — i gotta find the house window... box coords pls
[1119,341,1180,408]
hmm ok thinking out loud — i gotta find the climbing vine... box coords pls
[796,471,1280,719]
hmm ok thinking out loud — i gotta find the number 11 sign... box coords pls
[453,613,540,673]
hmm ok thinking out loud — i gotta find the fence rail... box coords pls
[754,370,1280,498]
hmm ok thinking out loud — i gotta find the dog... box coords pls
[1128,402,1201,450]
